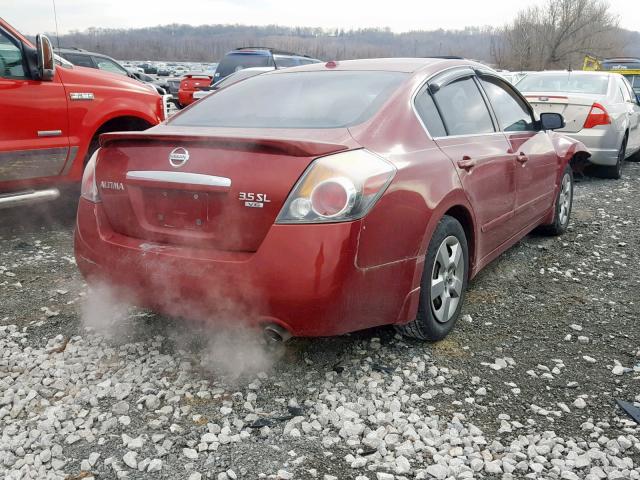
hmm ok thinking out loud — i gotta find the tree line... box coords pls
[51,0,639,70]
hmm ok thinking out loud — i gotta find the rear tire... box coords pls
[598,136,626,179]
[396,216,469,341]
[539,164,573,236]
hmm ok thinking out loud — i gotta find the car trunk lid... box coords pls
[96,127,356,251]
[523,93,606,133]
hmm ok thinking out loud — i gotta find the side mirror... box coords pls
[540,112,565,131]
[636,94,640,106]
[36,34,55,81]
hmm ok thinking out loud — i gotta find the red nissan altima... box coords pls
[74,58,589,341]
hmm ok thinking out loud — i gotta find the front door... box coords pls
[0,28,69,189]
[478,75,558,230]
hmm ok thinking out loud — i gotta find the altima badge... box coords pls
[169,147,189,168]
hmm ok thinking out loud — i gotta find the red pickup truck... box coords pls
[0,18,166,208]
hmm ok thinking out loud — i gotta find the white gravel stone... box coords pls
[122,451,137,469]
[147,458,162,472]
[573,398,587,409]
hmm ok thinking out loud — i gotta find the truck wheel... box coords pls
[539,164,573,236]
[396,215,469,341]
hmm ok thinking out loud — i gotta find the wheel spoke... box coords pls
[436,243,449,271]
[450,277,463,297]
[431,277,445,299]
[440,295,452,322]
[450,243,462,269]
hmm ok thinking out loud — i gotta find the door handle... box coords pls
[516,152,529,164]
[457,156,477,171]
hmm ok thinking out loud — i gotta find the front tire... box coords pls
[540,164,573,236]
[396,215,469,341]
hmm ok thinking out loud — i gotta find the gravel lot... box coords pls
[1,163,639,480]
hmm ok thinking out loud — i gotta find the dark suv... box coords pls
[56,48,131,77]
[213,47,321,84]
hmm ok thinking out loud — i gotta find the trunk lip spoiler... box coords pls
[99,131,352,157]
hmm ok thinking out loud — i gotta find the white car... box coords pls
[517,71,640,178]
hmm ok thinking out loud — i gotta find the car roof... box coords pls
[266,57,486,74]
[57,48,112,60]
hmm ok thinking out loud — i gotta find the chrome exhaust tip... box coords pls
[0,188,60,209]
[263,324,292,343]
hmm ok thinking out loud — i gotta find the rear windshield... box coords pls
[517,74,609,95]
[171,71,408,129]
[214,53,274,81]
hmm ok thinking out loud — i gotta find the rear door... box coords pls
[417,69,517,259]
[0,27,70,189]
[479,75,558,230]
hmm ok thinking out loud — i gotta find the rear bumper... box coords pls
[178,91,195,107]
[563,127,621,166]
[74,199,416,337]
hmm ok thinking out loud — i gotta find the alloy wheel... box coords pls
[431,236,465,323]
[558,173,572,226]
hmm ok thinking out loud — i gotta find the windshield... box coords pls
[214,52,274,82]
[171,70,408,129]
[517,73,609,95]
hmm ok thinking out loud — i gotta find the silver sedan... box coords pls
[516,71,640,178]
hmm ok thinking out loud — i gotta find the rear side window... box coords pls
[0,31,26,78]
[617,78,631,102]
[214,53,274,81]
[63,53,95,68]
[432,77,495,136]
[480,77,535,132]
[273,56,300,68]
[414,88,446,137]
[171,71,408,129]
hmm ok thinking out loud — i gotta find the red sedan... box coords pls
[74,58,588,341]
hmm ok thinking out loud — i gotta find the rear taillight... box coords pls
[81,149,101,203]
[276,149,396,224]
[583,103,611,129]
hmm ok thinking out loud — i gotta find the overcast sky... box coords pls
[3,0,639,35]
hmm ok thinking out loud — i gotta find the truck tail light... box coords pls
[276,149,396,224]
[583,103,611,129]
[81,149,101,203]
[159,95,170,122]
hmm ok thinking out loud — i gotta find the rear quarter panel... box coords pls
[348,73,475,273]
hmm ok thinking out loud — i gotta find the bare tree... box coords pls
[503,0,621,70]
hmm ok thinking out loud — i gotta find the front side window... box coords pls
[94,57,127,76]
[480,77,535,132]
[432,77,495,136]
[0,30,26,79]
[171,70,408,129]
